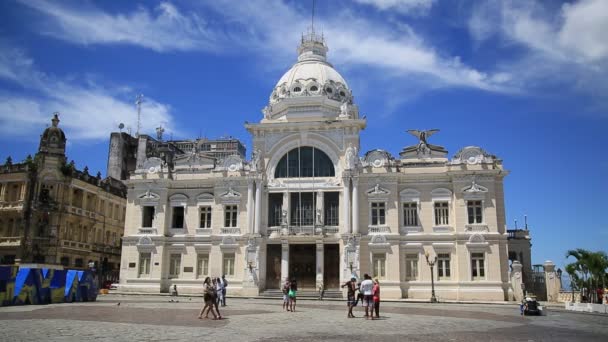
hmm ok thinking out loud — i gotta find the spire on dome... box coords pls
[297,0,327,62]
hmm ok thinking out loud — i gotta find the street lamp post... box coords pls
[425,251,438,303]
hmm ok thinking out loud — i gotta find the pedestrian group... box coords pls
[198,275,228,320]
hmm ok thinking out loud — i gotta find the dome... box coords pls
[39,113,66,152]
[269,33,353,106]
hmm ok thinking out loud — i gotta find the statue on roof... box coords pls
[405,129,446,156]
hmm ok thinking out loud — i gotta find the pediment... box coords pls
[138,190,160,201]
[400,188,420,202]
[367,183,390,197]
[219,155,244,172]
[196,192,215,202]
[462,181,488,194]
[174,153,215,169]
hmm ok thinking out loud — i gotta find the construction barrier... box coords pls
[0,265,97,306]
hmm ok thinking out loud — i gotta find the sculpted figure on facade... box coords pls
[345,144,358,170]
[339,100,350,118]
[251,148,262,172]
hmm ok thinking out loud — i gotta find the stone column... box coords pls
[281,240,289,282]
[20,183,27,201]
[247,180,254,234]
[543,260,561,302]
[283,192,290,232]
[510,260,524,302]
[316,191,324,234]
[316,241,324,290]
[343,177,351,234]
[352,178,359,235]
[0,183,6,202]
[254,180,262,235]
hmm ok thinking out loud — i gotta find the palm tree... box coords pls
[565,263,580,302]
[566,249,608,303]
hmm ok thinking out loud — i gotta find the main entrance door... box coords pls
[266,244,282,289]
[324,244,340,289]
[289,244,316,289]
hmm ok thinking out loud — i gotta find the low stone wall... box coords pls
[564,301,608,314]
[558,290,580,303]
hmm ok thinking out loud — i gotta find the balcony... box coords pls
[61,240,91,251]
[0,236,22,247]
[0,201,24,210]
[465,224,489,233]
[138,227,158,235]
[369,226,391,234]
[220,227,241,235]
[195,228,213,235]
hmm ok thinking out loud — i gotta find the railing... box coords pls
[195,228,213,235]
[220,227,241,235]
[0,236,21,247]
[465,224,489,233]
[61,240,91,251]
[369,226,391,234]
[289,226,316,235]
[0,201,24,209]
[138,228,157,235]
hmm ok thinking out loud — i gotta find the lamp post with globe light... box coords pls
[425,251,438,303]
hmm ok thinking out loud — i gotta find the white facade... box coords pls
[118,32,511,300]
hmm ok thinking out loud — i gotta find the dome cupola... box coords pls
[263,32,358,122]
[39,112,67,155]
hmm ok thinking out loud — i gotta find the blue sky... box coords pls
[0,0,607,272]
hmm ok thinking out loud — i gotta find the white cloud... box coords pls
[0,45,175,141]
[469,0,608,63]
[201,1,513,93]
[18,0,220,52]
[352,0,435,14]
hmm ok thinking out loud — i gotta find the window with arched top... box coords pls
[274,146,335,178]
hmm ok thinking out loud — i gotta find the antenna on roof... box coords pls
[135,94,144,137]
[524,214,528,230]
[311,0,316,34]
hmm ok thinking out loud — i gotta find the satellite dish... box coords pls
[118,123,125,130]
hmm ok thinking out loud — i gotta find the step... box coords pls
[260,289,343,299]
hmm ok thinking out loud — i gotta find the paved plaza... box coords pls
[1,294,607,341]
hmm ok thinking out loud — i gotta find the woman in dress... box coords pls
[198,277,218,320]
[213,277,223,319]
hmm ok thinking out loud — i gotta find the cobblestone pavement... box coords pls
[1,295,607,341]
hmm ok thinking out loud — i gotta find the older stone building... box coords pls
[0,114,126,282]
[118,32,512,300]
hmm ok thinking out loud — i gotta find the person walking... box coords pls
[318,281,325,300]
[282,279,291,311]
[360,274,374,320]
[288,278,298,312]
[216,277,224,307]
[373,278,381,319]
[213,277,223,319]
[198,277,218,320]
[341,277,358,318]
[220,275,228,306]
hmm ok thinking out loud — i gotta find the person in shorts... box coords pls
[288,278,298,312]
[359,273,374,320]
[341,277,358,318]
[282,279,291,311]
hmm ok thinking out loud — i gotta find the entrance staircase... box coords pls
[260,289,343,299]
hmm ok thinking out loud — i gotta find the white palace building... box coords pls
[115,32,511,301]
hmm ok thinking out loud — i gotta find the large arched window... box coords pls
[275,146,335,178]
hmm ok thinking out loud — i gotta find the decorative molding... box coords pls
[462,180,488,200]
[400,188,421,202]
[450,146,497,165]
[196,192,214,203]
[431,188,452,201]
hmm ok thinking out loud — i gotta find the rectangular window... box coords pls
[471,252,485,280]
[371,202,386,226]
[324,192,339,226]
[438,253,451,280]
[142,206,155,228]
[224,205,238,227]
[223,253,235,277]
[372,254,386,279]
[199,206,212,228]
[467,200,483,224]
[169,254,181,279]
[197,254,209,278]
[290,192,315,226]
[405,253,419,280]
[403,202,418,227]
[172,206,185,228]
[268,193,283,227]
[434,202,449,226]
[139,253,151,277]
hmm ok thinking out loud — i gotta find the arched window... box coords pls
[275,146,335,178]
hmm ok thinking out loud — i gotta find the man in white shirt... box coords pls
[359,273,374,320]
